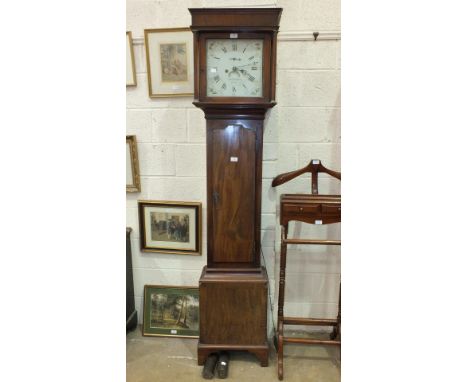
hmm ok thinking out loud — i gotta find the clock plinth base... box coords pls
[198,266,269,367]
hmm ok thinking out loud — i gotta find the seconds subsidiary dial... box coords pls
[206,39,263,97]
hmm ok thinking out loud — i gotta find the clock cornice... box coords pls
[189,8,282,31]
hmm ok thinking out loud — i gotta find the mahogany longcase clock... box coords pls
[189,8,282,367]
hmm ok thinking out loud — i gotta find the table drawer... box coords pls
[321,204,341,224]
[282,203,321,215]
[322,204,341,215]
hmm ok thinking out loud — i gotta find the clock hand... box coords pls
[239,69,255,82]
[235,62,259,68]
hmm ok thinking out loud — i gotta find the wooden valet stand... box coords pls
[271,159,341,380]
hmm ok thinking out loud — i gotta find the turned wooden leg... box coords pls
[277,225,288,324]
[277,225,288,380]
[277,321,284,380]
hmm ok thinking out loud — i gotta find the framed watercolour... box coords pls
[143,285,199,338]
[126,31,137,87]
[126,135,141,193]
[138,200,202,255]
[144,28,194,97]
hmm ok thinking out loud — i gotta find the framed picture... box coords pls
[126,31,137,86]
[143,285,199,338]
[144,28,194,97]
[138,200,202,255]
[126,135,141,192]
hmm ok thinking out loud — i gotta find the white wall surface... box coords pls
[126,0,341,334]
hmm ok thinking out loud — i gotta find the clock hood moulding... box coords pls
[189,8,282,31]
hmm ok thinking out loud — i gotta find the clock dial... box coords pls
[206,39,263,97]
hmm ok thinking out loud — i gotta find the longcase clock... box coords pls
[189,7,282,367]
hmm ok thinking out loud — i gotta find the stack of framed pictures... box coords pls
[127,27,195,95]
[137,202,202,337]
[126,28,200,340]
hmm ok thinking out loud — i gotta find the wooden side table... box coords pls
[272,160,341,380]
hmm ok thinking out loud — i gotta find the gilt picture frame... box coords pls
[143,285,199,338]
[126,135,141,193]
[144,28,194,97]
[126,31,137,87]
[138,200,202,255]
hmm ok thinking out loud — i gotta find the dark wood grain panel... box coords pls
[199,267,267,345]
[206,118,263,268]
[211,123,256,264]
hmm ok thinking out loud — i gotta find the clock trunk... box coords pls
[207,118,263,269]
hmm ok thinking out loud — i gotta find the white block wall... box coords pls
[127,0,341,334]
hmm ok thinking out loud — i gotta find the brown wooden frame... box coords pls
[138,200,202,255]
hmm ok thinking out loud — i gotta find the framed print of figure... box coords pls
[144,28,194,97]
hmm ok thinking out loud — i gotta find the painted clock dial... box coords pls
[206,39,263,97]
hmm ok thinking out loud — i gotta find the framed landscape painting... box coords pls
[144,28,194,97]
[138,200,202,255]
[143,285,199,338]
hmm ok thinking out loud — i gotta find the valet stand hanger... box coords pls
[271,159,341,381]
[272,159,341,194]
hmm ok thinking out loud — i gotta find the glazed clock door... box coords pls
[209,122,257,267]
